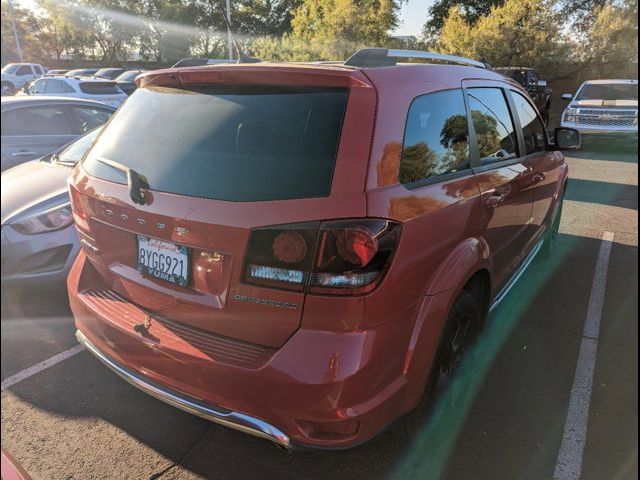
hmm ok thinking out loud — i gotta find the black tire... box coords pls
[396,289,483,440]
[1,82,15,95]
[542,192,564,256]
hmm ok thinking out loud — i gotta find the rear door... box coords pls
[464,82,536,293]
[72,72,376,348]
[1,104,77,168]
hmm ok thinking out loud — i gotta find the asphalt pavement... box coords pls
[1,144,637,480]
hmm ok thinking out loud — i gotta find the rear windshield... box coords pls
[79,82,121,95]
[83,86,349,202]
[577,84,638,101]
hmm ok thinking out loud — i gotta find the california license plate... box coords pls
[137,236,189,287]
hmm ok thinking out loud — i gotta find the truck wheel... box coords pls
[1,82,15,95]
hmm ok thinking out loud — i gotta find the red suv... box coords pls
[68,48,580,450]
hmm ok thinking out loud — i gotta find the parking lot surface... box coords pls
[1,145,637,480]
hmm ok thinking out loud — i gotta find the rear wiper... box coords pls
[96,157,150,205]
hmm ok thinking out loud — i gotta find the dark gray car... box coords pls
[1,96,115,171]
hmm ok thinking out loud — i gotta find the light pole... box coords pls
[7,0,24,62]
[226,0,232,60]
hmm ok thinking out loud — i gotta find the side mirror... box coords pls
[22,85,30,94]
[561,93,573,101]
[553,127,581,150]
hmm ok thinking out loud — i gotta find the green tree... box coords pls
[422,0,502,37]
[1,1,43,63]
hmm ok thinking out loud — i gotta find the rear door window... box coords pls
[1,106,74,136]
[83,86,349,201]
[466,88,519,164]
[399,89,470,186]
[16,65,33,76]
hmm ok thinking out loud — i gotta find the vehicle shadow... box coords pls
[565,178,638,210]
[1,233,637,480]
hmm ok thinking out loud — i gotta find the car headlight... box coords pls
[9,203,74,235]
[563,107,578,123]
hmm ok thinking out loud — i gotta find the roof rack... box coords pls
[344,48,490,69]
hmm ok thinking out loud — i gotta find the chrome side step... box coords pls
[489,236,545,313]
[76,330,292,450]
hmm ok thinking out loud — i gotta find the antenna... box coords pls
[215,1,260,64]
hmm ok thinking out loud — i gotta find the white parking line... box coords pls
[1,345,84,391]
[553,230,615,480]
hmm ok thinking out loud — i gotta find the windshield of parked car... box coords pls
[79,81,122,95]
[51,127,103,166]
[95,68,123,79]
[116,70,143,82]
[83,85,348,202]
[2,64,19,74]
[577,83,638,100]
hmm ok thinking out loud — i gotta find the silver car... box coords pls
[1,96,114,172]
[1,128,102,289]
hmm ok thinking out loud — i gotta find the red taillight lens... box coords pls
[243,219,400,295]
[243,222,318,292]
[310,219,400,295]
[69,185,89,231]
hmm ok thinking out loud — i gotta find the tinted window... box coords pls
[83,86,348,202]
[512,91,547,155]
[467,88,518,164]
[79,82,121,95]
[116,70,144,82]
[34,65,43,74]
[68,106,112,133]
[16,65,33,75]
[46,79,76,94]
[399,89,470,185]
[28,79,47,94]
[1,106,73,136]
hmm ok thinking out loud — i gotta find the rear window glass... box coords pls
[79,82,120,94]
[83,86,348,202]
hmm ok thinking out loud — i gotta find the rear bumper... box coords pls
[68,251,424,449]
[76,329,292,449]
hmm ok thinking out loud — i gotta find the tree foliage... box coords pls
[423,0,502,37]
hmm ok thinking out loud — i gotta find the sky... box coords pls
[15,0,433,37]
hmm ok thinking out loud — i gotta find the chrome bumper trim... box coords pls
[76,330,292,449]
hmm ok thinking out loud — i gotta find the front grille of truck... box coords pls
[577,109,637,128]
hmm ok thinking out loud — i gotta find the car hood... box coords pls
[1,160,72,225]
[573,99,638,108]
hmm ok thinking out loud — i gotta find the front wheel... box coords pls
[1,82,15,95]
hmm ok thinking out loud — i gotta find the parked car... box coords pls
[68,48,579,450]
[1,127,103,289]
[94,67,126,80]
[494,67,552,124]
[114,69,147,95]
[561,79,638,145]
[65,68,99,77]
[1,63,46,95]
[20,75,128,108]
[1,96,114,171]
[44,69,69,76]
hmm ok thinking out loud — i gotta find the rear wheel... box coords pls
[1,82,15,95]
[397,289,483,440]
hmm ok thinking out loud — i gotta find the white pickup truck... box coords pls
[561,79,638,145]
[1,63,47,95]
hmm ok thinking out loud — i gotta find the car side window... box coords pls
[1,106,74,136]
[46,79,76,94]
[28,79,48,94]
[511,91,547,155]
[399,89,470,185]
[466,88,519,164]
[16,65,33,75]
[68,106,112,133]
[34,65,43,75]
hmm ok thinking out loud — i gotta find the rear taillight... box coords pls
[69,185,89,231]
[243,219,400,295]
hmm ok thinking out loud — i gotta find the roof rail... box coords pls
[344,48,490,69]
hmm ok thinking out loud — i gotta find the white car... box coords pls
[20,75,128,108]
[1,63,46,95]
[561,79,638,144]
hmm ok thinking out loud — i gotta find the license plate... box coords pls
[137,236,189,287]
